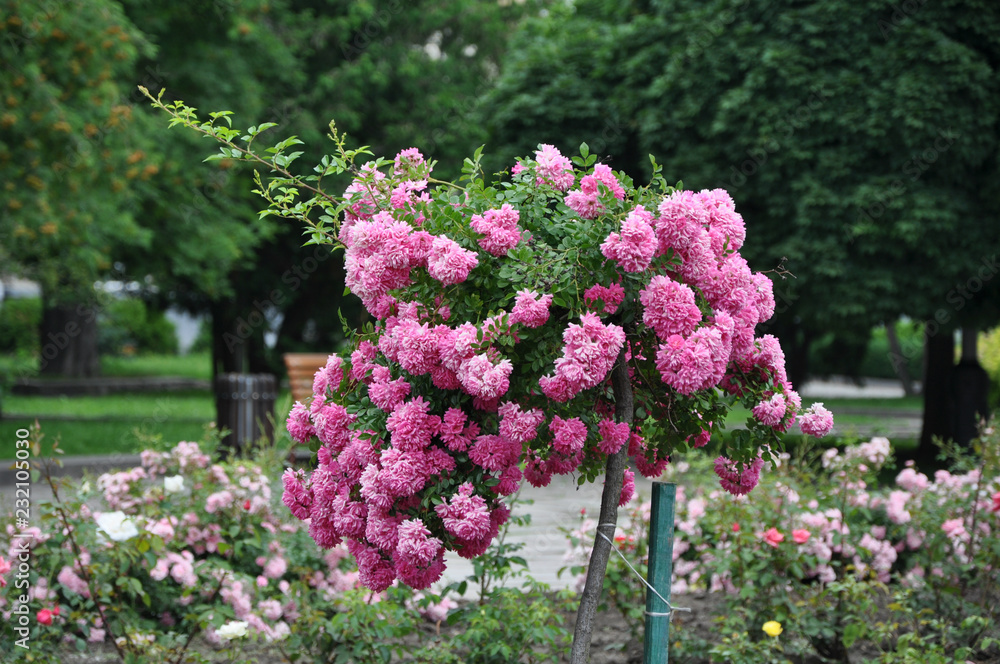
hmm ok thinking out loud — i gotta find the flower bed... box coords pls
[0,432,479,663]
[564,428,1000,662]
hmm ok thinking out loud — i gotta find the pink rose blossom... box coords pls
[583,282,625,315]
[533,144,575,190]
[510,290,553,328]
[714,456,765,496]
[426,236,478,286]
[470,204,523,256]
[601,205,657,272]
[640,276,701,340]
[799,403,834,437]
[763,528,784,548]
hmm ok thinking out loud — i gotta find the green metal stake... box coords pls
[644,481,676,663]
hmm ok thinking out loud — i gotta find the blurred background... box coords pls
[1,0,997,464]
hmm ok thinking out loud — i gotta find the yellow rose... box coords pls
[762,621,783,637]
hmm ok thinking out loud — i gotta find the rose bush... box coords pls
[143,91,834,659]
[564,426,1000,662]
[0,430,461,663]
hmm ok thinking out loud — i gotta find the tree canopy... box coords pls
[1,0,541,375]
[481,0,1000,346]
[0,0,153,304]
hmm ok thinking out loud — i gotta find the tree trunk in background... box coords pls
[885,323,917,397]
[917,329,955,463]
[571,349,632,664]
[211,302,246,377]
[209,299,273,379]
[781,324,812,390]
[38,301,100,377]
[949,327,991,446]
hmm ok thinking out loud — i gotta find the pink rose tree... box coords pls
[146,91,834,660]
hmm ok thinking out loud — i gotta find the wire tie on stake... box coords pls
[596,522,690,620]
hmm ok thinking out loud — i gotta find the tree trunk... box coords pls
[571,349,633,664]
[211,302,246,377]
[917,328,954,463]
[780,323,812,389]
[38,301,100,378]
[210,297,275,379]
[949,327,990,446]
[885,323,917,397]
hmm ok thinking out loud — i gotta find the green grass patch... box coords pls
[4,390,214,419]
[0,389,297,458]
[0,352,212,388]
[100,352,211,380]
[0,418,212,457]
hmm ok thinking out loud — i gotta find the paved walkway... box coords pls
[440,473,657,591]
[800,376,915,400]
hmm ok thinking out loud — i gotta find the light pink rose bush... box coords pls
[0,437,456,660]
[563,427,1000,661]
[276,140,835,592]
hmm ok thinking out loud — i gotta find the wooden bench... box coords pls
[282,353,332,403]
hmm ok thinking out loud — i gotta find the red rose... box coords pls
[37,609,53,625]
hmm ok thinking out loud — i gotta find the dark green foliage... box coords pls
[98,298,178,355]
[0,298,41,355]
[482,0,1000,347]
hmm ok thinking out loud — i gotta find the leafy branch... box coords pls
[139,86,377,246]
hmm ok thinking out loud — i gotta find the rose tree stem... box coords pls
[570,349,633,663]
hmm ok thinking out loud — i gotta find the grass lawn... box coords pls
[0,418,212,457]
[101,352,212,380]
[0,387,297,458]
[4,390,215,419]
[0,352,213,386]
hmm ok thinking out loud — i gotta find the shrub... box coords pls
[98,298,178,356]
[564,425,1000,662]
[0,426,570,663]
[0,297,41,356]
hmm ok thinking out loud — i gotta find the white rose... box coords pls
[163,475,185,494]
[95,511,139,542]
[216,620,249,641]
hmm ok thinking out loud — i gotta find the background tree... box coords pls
[480,0,1000,449]
[0,0,153,377]
[126,0,543,377]
[2,0,541,378]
